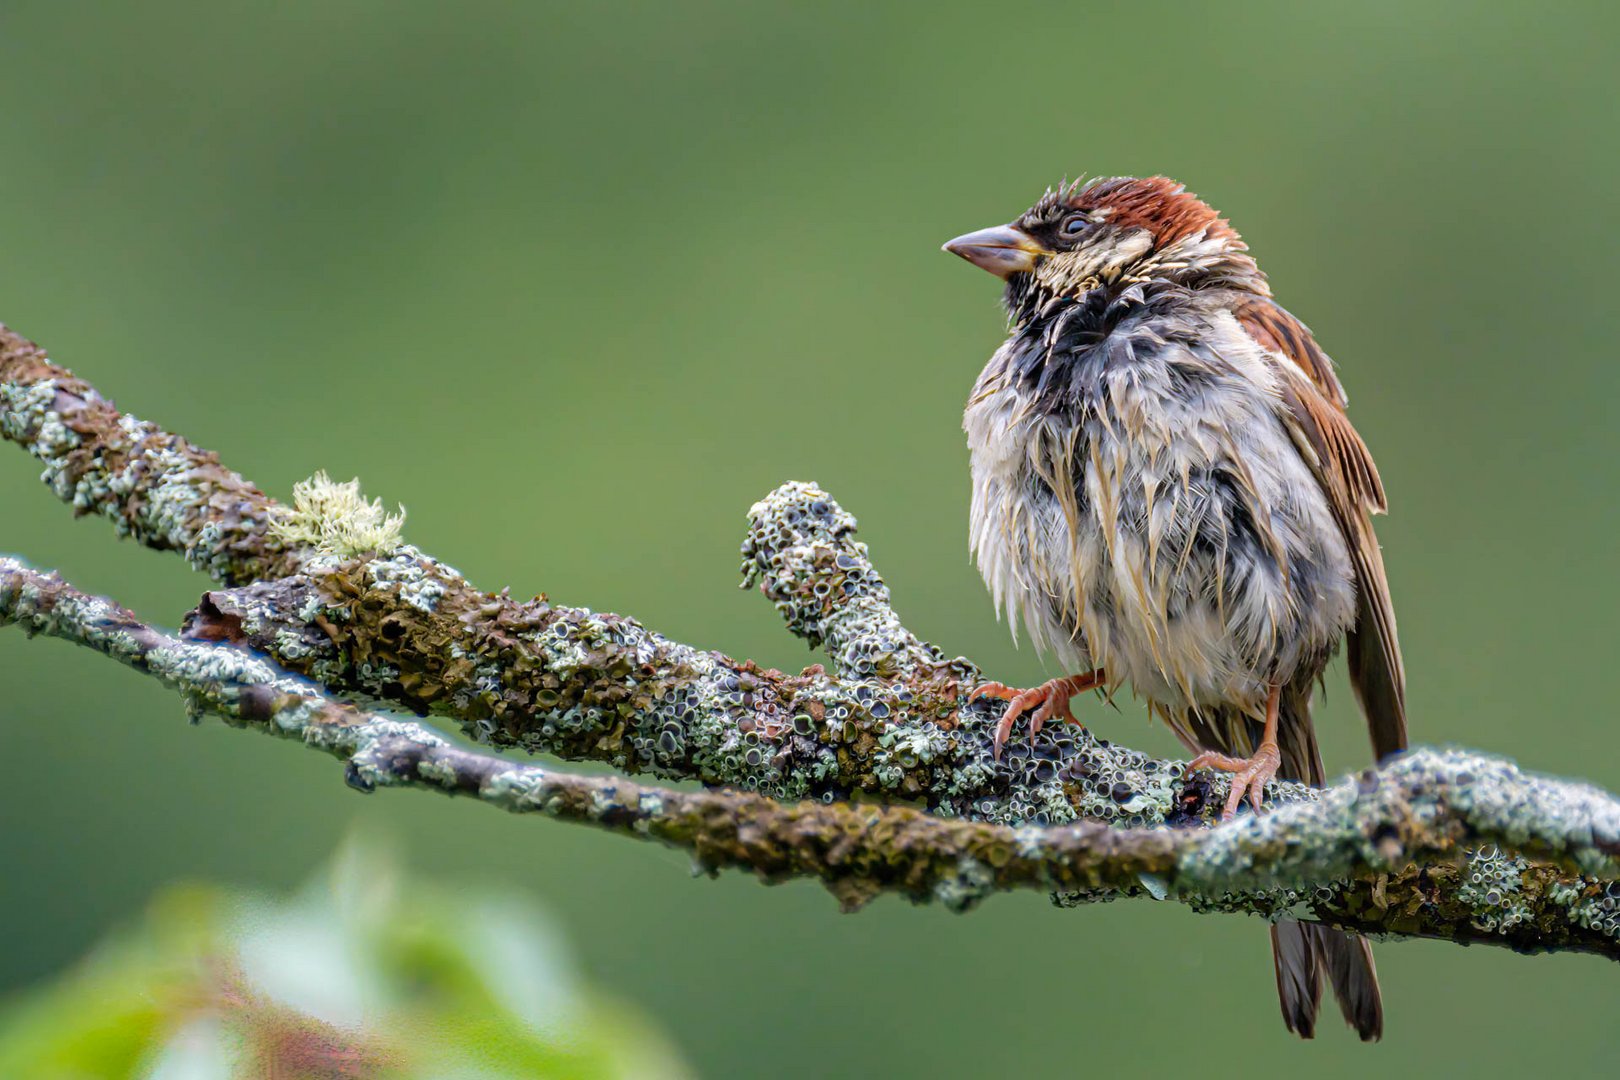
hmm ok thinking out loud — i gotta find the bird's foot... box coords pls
[969,671,1103,760]
[1189,742,1282,820]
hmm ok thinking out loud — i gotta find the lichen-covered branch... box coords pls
[0,325,301,583]
[4,556,1619,953]
[6,320,1620,958]
[0,323,1243,828]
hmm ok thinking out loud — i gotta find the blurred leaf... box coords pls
[0,836,690,1080]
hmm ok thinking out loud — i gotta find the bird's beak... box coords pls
[942,224,1048,278]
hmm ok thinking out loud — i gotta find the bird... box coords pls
[944,176,1406,1041]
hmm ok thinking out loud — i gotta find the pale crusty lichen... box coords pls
[268,471,406,558]
[1551,879,1620,940]
[1459,845,1531,933]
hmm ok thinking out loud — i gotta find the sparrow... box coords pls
[944,176,1406,1041]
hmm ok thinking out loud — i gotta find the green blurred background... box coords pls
[2,1,1617,1075]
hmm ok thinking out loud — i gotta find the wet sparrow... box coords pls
[946,177,1406,1041]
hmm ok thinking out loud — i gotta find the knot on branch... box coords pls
[741,481,936,680]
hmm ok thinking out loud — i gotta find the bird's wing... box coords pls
[1233,294,1349,406]
[1235,299,1408,761]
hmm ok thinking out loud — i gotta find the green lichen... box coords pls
[0,380,69,451]
[1458,845,1531,933]
[268,471,405,557]
[1551,878,1620,940]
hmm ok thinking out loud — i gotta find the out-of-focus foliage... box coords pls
[0,837,689,1079]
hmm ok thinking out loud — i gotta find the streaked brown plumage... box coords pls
[945,176,1406,1040]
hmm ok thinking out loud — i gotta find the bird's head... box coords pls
[944,176,1263,318]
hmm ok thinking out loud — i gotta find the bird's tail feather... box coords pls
[1258,689,1384,1041]
[1178,692,1386,1040]
[1271,921,1383,1041]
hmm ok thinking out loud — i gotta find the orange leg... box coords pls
[1189,684,1283,820]
[970,669,1105,761]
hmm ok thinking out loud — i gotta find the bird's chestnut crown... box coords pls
[944,176,1262,313]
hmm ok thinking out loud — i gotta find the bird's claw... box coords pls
[970,674,1097,760]
[1189,743,1282,820]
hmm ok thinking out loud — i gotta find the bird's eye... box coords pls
[1060,214,1089,237]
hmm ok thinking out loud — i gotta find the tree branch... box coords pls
[0,326,298,584]
[6,321,1620,957]
[5,556,1619,950]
